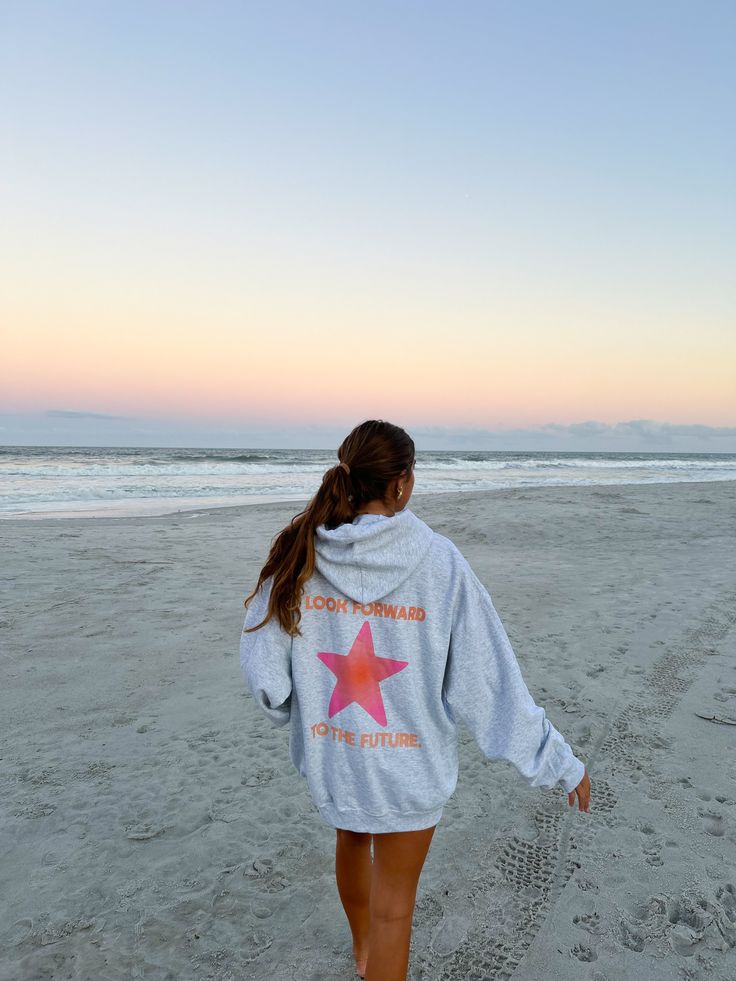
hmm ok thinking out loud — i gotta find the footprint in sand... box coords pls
[642,840,664,866]
[572,911,602,935]
[713,686,736,703]
[241,928,273,964]
[575,877,599,892]
[617,917,645,952]
[698,809,726,837]
[430,912,470,957]
[207,789,243,823]
[250,901,274,920]
[243,856,289,893]
[241,765,276,787]
[571,942,597,960]
[627,881,736,956]
[3,918,34,947]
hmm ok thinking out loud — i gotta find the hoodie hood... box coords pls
[313,508,434,605]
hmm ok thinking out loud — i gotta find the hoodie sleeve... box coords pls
[442,560,585,794]
[239,578,292,728]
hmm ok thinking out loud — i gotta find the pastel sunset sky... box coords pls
[2,2,734,450]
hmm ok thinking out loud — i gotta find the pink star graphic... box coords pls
[316,621,409,726]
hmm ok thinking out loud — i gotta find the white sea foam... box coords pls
[1,446,734,518]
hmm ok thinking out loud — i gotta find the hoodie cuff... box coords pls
[558,755,586,794]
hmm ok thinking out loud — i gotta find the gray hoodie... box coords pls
[240,508,586,833]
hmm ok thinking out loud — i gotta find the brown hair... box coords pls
[243,419,415,636]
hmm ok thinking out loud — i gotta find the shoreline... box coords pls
[2,475,735,523]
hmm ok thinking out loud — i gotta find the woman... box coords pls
[240,419,590,981]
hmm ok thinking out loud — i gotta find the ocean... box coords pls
[1,446,735,519]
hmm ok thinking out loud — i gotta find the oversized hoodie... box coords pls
[239,508,586,833]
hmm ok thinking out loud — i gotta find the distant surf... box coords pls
[1,446,735,518]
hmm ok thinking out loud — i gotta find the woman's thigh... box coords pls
[336,828,372,848]
[370,826,437,915]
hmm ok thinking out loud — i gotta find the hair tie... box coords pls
[338,461,350,475]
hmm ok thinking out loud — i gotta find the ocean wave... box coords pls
[167,452,280,463]
[2,446,735,517]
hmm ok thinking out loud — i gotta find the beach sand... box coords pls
[2,480,735,981]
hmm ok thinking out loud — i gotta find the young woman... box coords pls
[240,419,591,981]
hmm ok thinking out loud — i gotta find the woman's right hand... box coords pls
[568,768,590,812]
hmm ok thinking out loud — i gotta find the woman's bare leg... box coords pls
[335,828,373,975]
[364,825,436,981]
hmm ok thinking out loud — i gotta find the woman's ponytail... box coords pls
[243,461,356,635]
[244,420,414,636]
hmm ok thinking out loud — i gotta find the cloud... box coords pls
[542,420,611,436]
[614,419,736,439]
[408,419,736,451]
[46,409,130,421]
[540,419,736,443]
[414,418,736,439]
[0,412,734,451]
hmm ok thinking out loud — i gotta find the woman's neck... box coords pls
[356,502,396,517]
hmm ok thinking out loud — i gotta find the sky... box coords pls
[1,1,734,451]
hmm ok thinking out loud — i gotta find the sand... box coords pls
[1,480,735,981]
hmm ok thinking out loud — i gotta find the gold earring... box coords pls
[398,487,403,499]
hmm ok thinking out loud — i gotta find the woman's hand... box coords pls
[568,767,590,812]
